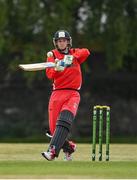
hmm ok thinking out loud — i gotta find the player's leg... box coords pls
[41,91,62,160]
[45,129,76,160]
[63,140,77,161]
[42,110,74,160]
[42,90,80,161]
[45,130,76,160]
[61,91,80,160]
[48,91,66,135]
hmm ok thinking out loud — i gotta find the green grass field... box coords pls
[0,143,137,179]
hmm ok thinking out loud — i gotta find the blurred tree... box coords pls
[82,0,137,70]
[104,0,129,70]
[0,0,137,84]
[0,0,7,55]
[0,0,82,83]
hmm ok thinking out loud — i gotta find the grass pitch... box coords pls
[0,143,137,179]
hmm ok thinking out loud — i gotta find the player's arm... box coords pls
[46,51,65,79]
[73,48,90,64]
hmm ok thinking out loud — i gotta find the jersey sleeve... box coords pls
[45,56,59,79]
[73,48,90,64]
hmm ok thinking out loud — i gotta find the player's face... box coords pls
[56,38,68,50]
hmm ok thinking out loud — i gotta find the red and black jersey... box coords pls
[46,48,90,90]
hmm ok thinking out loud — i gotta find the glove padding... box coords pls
[63,55,73,66]
[54,59,65,72]
[54,55,73,72]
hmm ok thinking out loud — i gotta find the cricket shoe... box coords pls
[64,141,76,161]
[41,145,56,161]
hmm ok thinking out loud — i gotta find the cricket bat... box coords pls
[19,62,56,71]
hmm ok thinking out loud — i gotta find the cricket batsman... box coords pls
[41,30,90,161]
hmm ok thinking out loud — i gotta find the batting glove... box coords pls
[63,55,73,66]
[54,59,65,72]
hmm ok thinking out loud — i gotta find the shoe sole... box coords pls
[41,152,54,161]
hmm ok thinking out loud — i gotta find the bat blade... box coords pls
[19,62,55,71]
